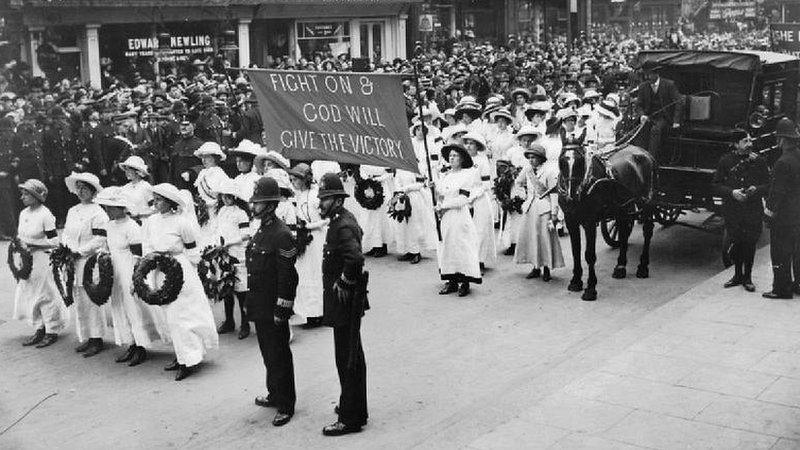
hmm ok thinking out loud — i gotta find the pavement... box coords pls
[0,212,798,449]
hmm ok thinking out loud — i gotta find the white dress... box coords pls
[292,186,325,320]
[195,165,230,245]
[499,146,529,250]
[103,218,168,347]
[142,212,218,366]
[213,205,251,293]
[13,205,67,333]
[393,169,437,254]
[469,153,498,267]
[359,165,394,250]
[513,165,565,268]
[120,179,153,219]
[436,169,482,283]
[62,202,109,342]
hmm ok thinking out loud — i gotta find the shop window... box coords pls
[296,21,350,60]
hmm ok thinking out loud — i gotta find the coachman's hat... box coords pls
[250,176,283,203]
[317,173,349,199]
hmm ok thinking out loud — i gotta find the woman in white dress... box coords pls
[359,164,394,257]
[499,125,538,256]
[513,145,565,281]
[95,187,166,367]
[118,155,153,222]
[435,143,482,297]
[393,160,437,264]
[62,172,109,357]
[143,183,219,381]
[13,179,66,348]
[228,139,262,203]
[288,163,327,327]
[213,179,252,339]
[194,141,231,243]
[463,132,497,271]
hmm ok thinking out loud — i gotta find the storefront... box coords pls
[6,0,416,88]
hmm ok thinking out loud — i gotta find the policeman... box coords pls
[764,117,800,299]
[247,176,299,426]
[317,173,369,436]
[712,129,770,292]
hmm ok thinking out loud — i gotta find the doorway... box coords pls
[359,21,383,63]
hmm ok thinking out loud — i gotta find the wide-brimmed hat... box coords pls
[582,89,601,101]
[228,139,261,159]
[216,178,249,202]
[596,99,620,119]
[523,144,547,161]
[288,163,313,182]
[119,155,149,175]
[516,125,542,140]
[556,108,578,121]
[559,92,581,108]
[528,100,552,113]
[510,87,532,102]
[65,172,103,196]
[441,143,473,169]
[442,123,469,142]
[151,183,185,209]
[95,186,132,209]
[491,107,513,123]
[317,173,349,199]
[256,151,289,170]
[463,131,487,151]
[194,141,226,161]
[18,178,48,203]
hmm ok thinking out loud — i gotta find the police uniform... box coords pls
[318,173,369,436]
[246,177,299,425]
[712,138,770,289]
[765,118,800,298]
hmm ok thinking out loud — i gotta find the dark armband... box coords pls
[91,228,107,237]
[129,243,142,256]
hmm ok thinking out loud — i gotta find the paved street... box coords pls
[1,213,798,449]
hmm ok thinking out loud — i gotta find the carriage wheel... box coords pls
[601,216,622,248]
[655,206,681,226]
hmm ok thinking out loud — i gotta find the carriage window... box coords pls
[773,82,784,111]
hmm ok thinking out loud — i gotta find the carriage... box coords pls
[601,49,800,247]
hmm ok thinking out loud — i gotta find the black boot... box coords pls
[175,364,196,381]
[115,345,136,363]
[542,267,551,282]
[35,333,58,348]
[164,359,180,371]
[526,268,541,279]
[372,244,388,258]
[75,340,92,353]
[128,346,148,367]
[439,281,458,295]
[218,297,236,334]
[409,253,422,264]
[22,328,45,347]
[457,282,471,297]
[503,244,516,256]
[397,252,414,261]
[238,322,251,340]
[83,338,104,358]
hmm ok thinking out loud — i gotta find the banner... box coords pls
[124,34,214,62]
[771,23,800,56]
[708,2,756,20]
[246,69,419,173]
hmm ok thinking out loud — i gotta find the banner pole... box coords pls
[412,48,442,241]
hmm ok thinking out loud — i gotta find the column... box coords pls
[28,27,44,78]
[533,1,542,43]
[449,6,457,37]
[398,14,408,59]
[585,0,592,31]
[289,21,299,62]
[383,19,391,62]
[350,19,361,58]
[238,18,251,68]
[83,24,102,89]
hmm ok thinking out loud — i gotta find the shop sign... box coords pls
[124,34,214,62]
[247,69,419,173]
[708,2,756,20]
[419,14,435,32]
[300,23,344,39]
[771,23,800,56]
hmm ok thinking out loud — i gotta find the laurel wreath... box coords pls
[7,238,33,281]
[194,192,210,227]
[294,220,314,257]
[354,178,385,210]
[198,242,239,302]
[133,253,184,306]
[50,244,79,307]
[83,252,114,306]
[388,192,413,223]
[494,166,524,214]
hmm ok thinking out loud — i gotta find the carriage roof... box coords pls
[636,50,799,72]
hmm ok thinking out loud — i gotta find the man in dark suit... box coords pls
[317,173,369,436]
[764,118,800,299]
[636,62,683,163]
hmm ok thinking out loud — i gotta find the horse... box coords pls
[557,144,656,301]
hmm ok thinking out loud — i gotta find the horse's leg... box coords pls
[613,209,633,279]
[637,207,654,279]
[566,214,583,292]
[582,221,598,301]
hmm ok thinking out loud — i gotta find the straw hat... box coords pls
[491,107,513,123]
[95,186,132,209]
[257,151,290,170]
[462,131,487,151]
[194,141,226,161]
[516,125,542,140]
[228,139,262,159]
[119,155,149,176]
[556,108,578,121]
[151,183,185,209]
[65,172,103,195]
[441,143,473,169]
[216,178,249,202]
[18,178,48,203]
[523,144,547,162]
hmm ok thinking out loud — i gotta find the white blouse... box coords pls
[18,205,58,246]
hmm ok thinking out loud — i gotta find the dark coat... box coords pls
[767,148,800,227]
[41,121,76,179]
[636,77,683,124]
[170,135,203,189]
[322,206,366,327]
[246,216,299,322]
[712,151,770,224]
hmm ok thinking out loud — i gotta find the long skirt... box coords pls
[106,252,169,348]
[514,210,565,268]
[73,255,107,342]
[293,227,325,320]
[395,190,437,254]
[361,204,393,250]
[13,250,68,333]
[500,210,523,249]
[157,254,219,366]
[472,193,498,267]
[437,207,482,283]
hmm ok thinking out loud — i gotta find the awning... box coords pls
[20,0,421,6]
